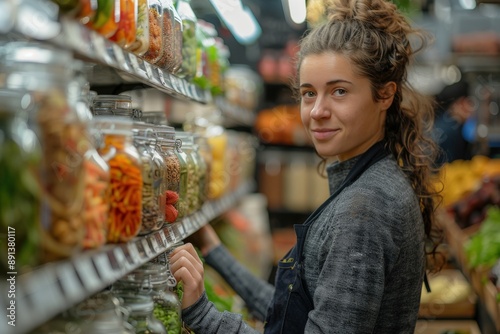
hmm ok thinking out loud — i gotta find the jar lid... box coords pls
[175,131,194,146]
[155,125,176,142]
[0,41,73,67]
[93,116,133,135]
[93,95,132,116]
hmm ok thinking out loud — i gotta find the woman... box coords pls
[170,0,440,333]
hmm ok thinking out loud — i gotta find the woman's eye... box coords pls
[302,91,315,98]
[333,88,347,96]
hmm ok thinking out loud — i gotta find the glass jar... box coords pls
[193,20,209,90]
[113,262,182,334]
[0,90,41,273]
[77,0,98,25]
[0,42,88,262]
[87,0,121,38]
[155,125,180,223]
[175,0,197,79]
[193,134,208,207]
[72,62,111,250]
[171,5,183,74]
[127,0,150,56]
[141,0,164,64]
[133,124,166,235]
[176,132,201,214]
[110,0,137,48]
[117,294,166,334]
[206,125,228,199]
[173,136,189,218]
[94,117,143,243]
[154,0,176,70]
[92,94,134,117]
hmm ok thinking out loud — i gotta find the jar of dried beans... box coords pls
[155,125,180,223]
[141,0,164,64]
[94,117,143,243]
[133,124,166,235]
[0,42,88,262]
[154,0,176,71]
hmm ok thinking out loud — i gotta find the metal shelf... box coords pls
[0,181,254,334]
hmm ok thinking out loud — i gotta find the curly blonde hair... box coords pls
[294,0,442,270]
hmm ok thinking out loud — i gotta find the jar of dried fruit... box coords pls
[93,116,143,243]
[155,125,181,223]
[0,42,88,262]
[141,0,164,64]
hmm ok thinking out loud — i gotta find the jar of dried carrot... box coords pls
[109,0,137,48]
[94,117,143,243]
[133,124,166,235]
[155,125,180,223]
[0,42,88,262]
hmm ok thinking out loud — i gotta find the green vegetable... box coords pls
[464,206,500,268]
[93,0,114,29]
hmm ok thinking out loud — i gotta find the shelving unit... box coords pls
[0,181,255,334]
[0,1,258,333]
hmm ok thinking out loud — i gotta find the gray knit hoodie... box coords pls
[182,154,426,333]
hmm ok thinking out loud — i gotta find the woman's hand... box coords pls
[169,243,205,309]
[185,224,221,257]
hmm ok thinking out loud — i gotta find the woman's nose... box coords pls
[310,96,330,119]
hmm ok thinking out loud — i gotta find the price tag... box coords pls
[75,257,101,291]
[158,230,168,246]
[143,61,154,80]
[113,247,129,272]
[149,235,160,253]
[91,33,112,65]
[56,263,84,301]
[93,253,117,283]
[141,238,154,258]
[157,68,167,86]
[128,53,141,73]
[112,44,128,71]
[127,242,141,264]
[164,225,174,244]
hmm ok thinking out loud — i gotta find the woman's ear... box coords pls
[379,82,397,110]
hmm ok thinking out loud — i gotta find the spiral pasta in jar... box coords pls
[94,117,143,243]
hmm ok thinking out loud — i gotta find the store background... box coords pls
[0,0,500,333]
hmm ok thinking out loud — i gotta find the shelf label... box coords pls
[149,235,160,253]
[91,33,112,65]
[112,44,128,71]
[163,225,175,244]
[141,238,154,259]
[113,247,129,272]
[157,68,167,86]
[74,257,101,292]
[143,61,154,80]
[128,53,141,74]
[158,230,168,246]
[56,263,85,302]
[127,242,141,264]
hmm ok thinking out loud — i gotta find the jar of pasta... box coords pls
[94,117,143,243]
[133,124,165,235]
[0,89,41,273]
[155,125,180,223]
[0,42,88,262]
[127,0,150,56]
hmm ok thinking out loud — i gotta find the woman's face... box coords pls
[299,52,393,161]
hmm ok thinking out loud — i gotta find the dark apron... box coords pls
[263,141,390,334]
